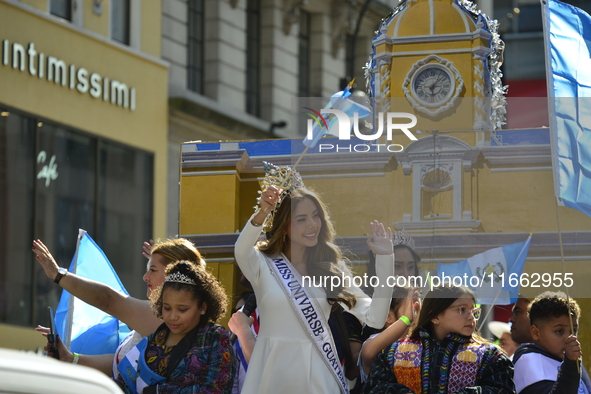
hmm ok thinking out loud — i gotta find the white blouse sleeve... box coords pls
[344,253,394,329]
[234,214,266,287]
[358,333,380,383]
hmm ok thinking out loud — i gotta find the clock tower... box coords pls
[368,0,506,139]
[364,0,507,232]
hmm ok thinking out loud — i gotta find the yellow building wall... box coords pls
[476,167,591,232]
[204,261,239,328]
[84,0,110,36]
[370,0,591,357]
[383,51,484,133]
[15,0,161,44]
[0,1,167,350]
[180,174,239,235]
[141,1,162,58]
[18,0,46,11]
[298,175,402,237]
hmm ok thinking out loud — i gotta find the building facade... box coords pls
[178,0,591,365]
[161,0,591,234]
[161,0,403,235]
[2,0,589,353]
[0,0,168,350]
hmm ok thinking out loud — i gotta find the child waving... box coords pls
[363,285,515,394]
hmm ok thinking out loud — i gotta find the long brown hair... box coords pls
[409,285,487,344]
[258,188,356,308]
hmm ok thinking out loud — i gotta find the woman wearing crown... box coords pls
[116,261,235,394]
[234,163,395,394]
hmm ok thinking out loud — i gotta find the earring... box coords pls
[200,310,205,315]
[432,319,439,325]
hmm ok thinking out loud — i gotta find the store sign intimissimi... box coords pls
[2,39,136,111]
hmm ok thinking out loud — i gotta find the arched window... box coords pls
[421,167,453,220]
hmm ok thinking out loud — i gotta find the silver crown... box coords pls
[254,161,305,231]
[260,161,304,195]
[393,227,415,250]
[165,272,197,286]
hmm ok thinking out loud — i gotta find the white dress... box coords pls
[234,217,394,394]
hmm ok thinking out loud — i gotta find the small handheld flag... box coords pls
[302,79,371,148]
[436,236,532,305]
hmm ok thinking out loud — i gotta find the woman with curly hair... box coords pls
[33,238,206,376]
[116,261,235,394]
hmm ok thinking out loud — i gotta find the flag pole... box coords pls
[479,234,532,330]
[541,0,562,203]
[555,202,580,373]
[292,146,309,170]
[293,79,356,171]
[478,290,502,332]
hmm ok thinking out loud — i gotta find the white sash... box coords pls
[266,254,349,394]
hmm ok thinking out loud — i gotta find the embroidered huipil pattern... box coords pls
[144,323,235,394]
[363,328,515,394]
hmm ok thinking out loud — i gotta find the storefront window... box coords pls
[0,111,35,325]
[0,106,153,327]
[98,141,153,295]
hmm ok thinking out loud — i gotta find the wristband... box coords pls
[72,352,79,364]
[399,315,411,326]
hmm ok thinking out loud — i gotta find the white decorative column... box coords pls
[259,0,298,134]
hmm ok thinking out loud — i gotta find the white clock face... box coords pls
[412,66,454,106]
[403,56,463,116]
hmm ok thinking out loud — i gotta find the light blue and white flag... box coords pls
[55,229,130,355]
[542,0,591,218]
[436,236,532,305]
[302,83,371,148]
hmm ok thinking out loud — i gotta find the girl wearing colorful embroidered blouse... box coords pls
[116,261,235,394]
[362,285,515,394]
[234,165,395,394]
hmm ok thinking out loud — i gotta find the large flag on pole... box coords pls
[55,229,130,355]
[542,0,591,218]
[436,236,532,305]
